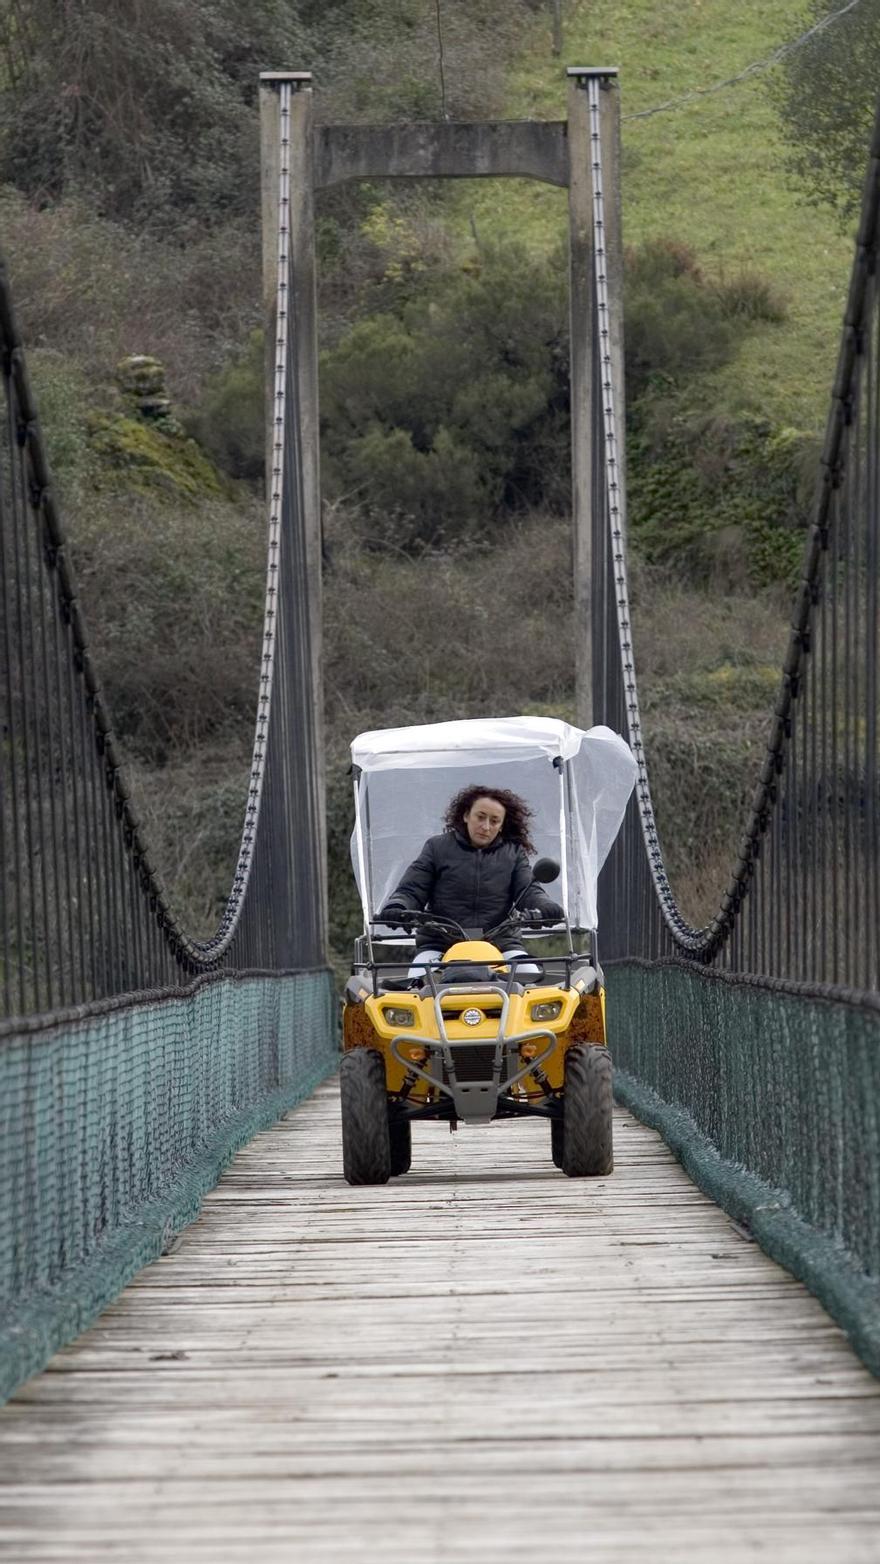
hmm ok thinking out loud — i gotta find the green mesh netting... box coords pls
[608,959,880,1377]
[0,970,339,1404]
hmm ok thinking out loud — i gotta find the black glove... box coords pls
[379,902,409,927]
[522,903,564,923]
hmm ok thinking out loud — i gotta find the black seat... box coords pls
[376,969,413,992]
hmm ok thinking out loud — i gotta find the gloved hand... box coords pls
[379,902,410,927]
[522,902,564,923]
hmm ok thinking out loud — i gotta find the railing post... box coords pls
[567,67,624,731]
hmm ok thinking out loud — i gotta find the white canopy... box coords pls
[352,715,588,771]
[350,716,636,932]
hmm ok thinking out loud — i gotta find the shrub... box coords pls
[343,424,487,547]
[624,239,737,399]
[188,332,265,483]
[714,270,788,324]
[320,240,570,546]
[628,414,818,588]
[68,491,264,762]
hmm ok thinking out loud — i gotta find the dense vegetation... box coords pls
[772,0,880,226]
[0,0,867,954]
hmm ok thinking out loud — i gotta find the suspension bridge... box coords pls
[1,68,880,1562]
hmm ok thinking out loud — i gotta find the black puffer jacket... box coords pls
[383,830,563,949]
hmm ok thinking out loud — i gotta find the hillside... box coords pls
[460,0,852,432]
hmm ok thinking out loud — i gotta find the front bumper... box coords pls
[390,1026,558,1124]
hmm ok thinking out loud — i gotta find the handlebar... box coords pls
[484,913,564,941]
[372,909,466,937]
[371,909,563,939]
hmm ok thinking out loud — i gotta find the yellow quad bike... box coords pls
[341,715,637,1185]
[340,866,611,1183]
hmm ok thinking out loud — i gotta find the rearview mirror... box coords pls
[532,856,560,884]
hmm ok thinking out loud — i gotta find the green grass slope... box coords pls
[459,0,853,432]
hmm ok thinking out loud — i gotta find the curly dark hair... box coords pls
[443,784,536,854]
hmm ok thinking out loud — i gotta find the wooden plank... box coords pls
[1,1081,879,1564]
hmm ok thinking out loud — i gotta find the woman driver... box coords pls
[378,784,564,975]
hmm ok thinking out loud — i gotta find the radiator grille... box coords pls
[448,1044,498,1083]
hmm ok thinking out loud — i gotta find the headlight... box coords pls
[530,1000,562,1022]
[383,1006,415,1027]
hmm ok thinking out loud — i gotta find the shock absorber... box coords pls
[529,1061,554,1097]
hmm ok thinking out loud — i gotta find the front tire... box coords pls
[340,1049,392,1185]
[562,1045,613,1177]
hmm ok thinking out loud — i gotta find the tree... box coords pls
[0,0,307,228]
[303,0,539,123]
[319,240,570,546]
[771,0,880,227]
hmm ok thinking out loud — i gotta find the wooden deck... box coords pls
[2,1078,880,1563]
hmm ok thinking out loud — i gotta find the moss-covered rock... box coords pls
[116,354,166,400]
[115,353,184,433]
[87,412,230,502]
